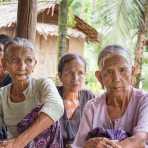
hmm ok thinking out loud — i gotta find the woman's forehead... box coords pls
[6,46,35,57]
[63,59,85,70]
[101,54,131,68]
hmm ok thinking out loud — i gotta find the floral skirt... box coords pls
[17,105,63,148]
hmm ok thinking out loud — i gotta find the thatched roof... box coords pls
[37,23,85,40]
[0,3,101,42]
[37,4,101,42]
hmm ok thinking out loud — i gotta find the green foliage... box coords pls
[145,46,148,52]
[67,7,76,27]
[143,52,148,64]
[70,0,145,50]
[0,0,11,3]
[85,71,102,93]
[84,43,103,93]
[84,42,101,72]
[142,64,148,90]
[0,0,11,1]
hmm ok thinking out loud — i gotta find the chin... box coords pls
[109,89,123,94]
[70,87,80,92]
[112,91,125,97]
[15,76,28,81]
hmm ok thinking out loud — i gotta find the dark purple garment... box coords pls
[86,127,130,141]
[17,105,63,148]
[57,86,95,147]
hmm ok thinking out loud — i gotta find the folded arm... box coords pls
[118,132,147,148]
[14,112,54,147]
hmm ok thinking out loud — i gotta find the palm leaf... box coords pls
[86,0,144,47]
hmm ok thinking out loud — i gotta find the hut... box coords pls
[0,2,101,79]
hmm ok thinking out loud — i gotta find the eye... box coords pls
[120,67,128,73]
[107,69,113,74]
[25,57,34,64]
[62,69,70,75]
[78,71,85,75]
[102,69,113,77]
[11,58,20,64]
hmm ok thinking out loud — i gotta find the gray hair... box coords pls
[4,37,36,59]
[98,45,132,68]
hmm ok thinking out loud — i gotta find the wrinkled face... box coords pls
[59,59,86,92]
[4,45,36,82]
[97,54,133,97]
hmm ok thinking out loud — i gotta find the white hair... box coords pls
[98,45,132,69]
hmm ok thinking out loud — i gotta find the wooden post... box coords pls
[16,0,37,43]
[58,0,68,59]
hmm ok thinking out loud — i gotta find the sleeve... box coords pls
[39,78,64,122]
[133,94,148,134]
[72,101,94,148]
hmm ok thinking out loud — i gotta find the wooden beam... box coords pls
[145,39,148,46]
[16,0,37,43]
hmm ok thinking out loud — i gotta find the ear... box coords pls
[95,70,104,88]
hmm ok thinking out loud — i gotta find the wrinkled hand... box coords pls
[0,138,24,148]
[84,137,122,148]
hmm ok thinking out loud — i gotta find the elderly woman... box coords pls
[57,53,95,147]
[0,37,64,148]
[72,45,148,148]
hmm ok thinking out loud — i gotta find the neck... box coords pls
[10,80,29,103]
[12,79,29,92]
[63,89,79,100]
[106,87,132,109]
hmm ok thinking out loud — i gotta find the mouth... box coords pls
[111,87,123,90]
[71,83,80,87]
[16,73,26,75]
[15,73,27,77]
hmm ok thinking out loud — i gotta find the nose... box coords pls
[72,73,79,81]
[112,71,120,81]
[18,60,26,70]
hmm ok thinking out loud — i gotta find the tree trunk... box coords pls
[134,2,148,88]
[133,30,145,88]
[58,0,68,59]
[16,0,37,43]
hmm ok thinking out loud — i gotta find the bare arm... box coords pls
[83,133,147,148]
[118,132,147,148]
[2,112,54,148]
[15,112,54,146]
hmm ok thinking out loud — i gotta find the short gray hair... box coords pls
[98,45,132,68]
[4,37,35,59]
